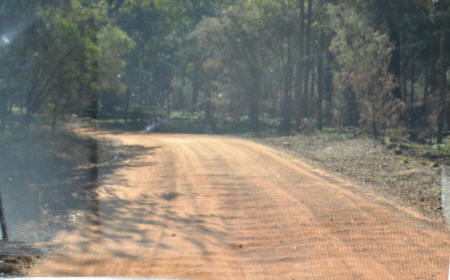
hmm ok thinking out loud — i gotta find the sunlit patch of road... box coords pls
[28,132,450,279]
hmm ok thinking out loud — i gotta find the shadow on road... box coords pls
[1,128,231,276]
[0,128,157,247]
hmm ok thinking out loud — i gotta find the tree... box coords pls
[301,0,313,121]
[97,24,135,116]
[194,2,272,131]
[295,0,305,126]
[0,0,446,140]
[30,1,106,130]
[437,0,448,143]
[329,2,402,138]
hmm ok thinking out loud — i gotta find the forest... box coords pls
[0,0,448,143]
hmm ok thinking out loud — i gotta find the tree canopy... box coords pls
[0,0,448,142]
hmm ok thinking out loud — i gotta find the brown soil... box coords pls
[28,132,449,279]
[253,133,447,219]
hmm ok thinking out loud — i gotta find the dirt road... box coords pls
[29,132,450,279]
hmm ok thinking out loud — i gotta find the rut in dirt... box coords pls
[27,132,450,280]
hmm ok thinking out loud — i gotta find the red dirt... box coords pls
[28,132,450,279]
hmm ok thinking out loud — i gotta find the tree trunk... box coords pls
[372,109,378,139]
[0,193,7,240]
[249,93,259,132]
[166,91,171,118]
[295,0,305,126]
[324,50,333,126]
[301,0,313,120]
[387,19,402,100]
[409,62,415,128]
[192,81,199,110]
[178,73,186,110]
[309,63,315,116]
[204,90,214,129]
[282,81,290,131]
[317,32,325,130]
[124,89,130,122]
[401,49,407,102]
[137,48,146,111]
[51,92,61,132]
[249,73,260,132]
[423,65,432,119]
[345,88,358,127]
[0,94,7,133]
[192,62,201,110]
[437,0,448,144]
[282,42,294,131]
[271,85,277,118]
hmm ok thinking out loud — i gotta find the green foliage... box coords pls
[192,0,301,131]
[328,2,404,138]
[97,24,135,94]
[0,0,447,139]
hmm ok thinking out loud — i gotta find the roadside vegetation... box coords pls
[0,0,448,142]
[250,128,450,219]
[0,255,33,277]
[0,127,96,275]
[0,125,150,275]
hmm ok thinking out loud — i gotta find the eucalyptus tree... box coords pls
[328,2,403,138]
[29,1,107,130]
[194,2,277,131]
[97,24,135,117]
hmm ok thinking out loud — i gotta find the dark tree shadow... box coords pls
[0,127,230,271]
[0,129,157,247]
